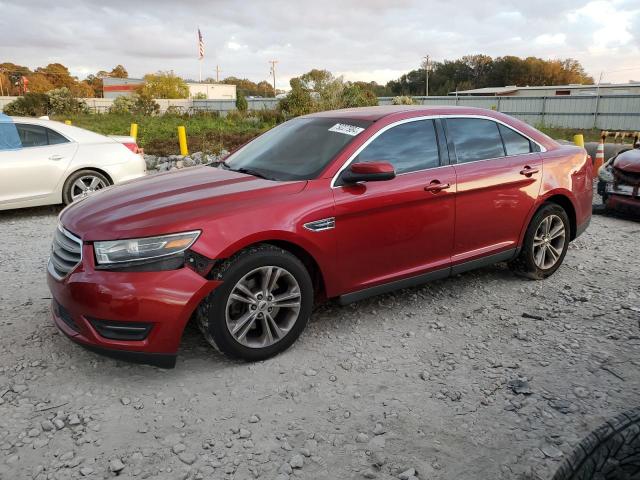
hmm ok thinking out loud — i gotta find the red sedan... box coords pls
[47,106,593,367]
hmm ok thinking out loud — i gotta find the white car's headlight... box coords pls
[94,231,200,265]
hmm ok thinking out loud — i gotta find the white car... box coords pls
[0,115,146,210]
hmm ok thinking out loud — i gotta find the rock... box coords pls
[41,420,54,432]
[507,378,532,395]
[248,415,260,423]
[573,386,589,398]
[239,428,251,438]
[398,468,416,480]
[67,414,81,426]
[279,462,293,475]
[80,467,94,476]
[121,397,131,405]
[362,468,378,478]
[355,433,369,443]
[110,458,125,473]
[27,428,40,437]
[53,418,65,430]
[373,423,386,436]
[172,443,186,454]
[541,444,564,459]
[290,454,304,469]
[178,452,197,465]
[304,369,318,377]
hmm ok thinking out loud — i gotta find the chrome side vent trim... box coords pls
[303,217,335,232]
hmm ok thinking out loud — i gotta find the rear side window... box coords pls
[499,124,533,155]
[16,124,70,148]
[446,118,505,163]
[354,119,440,174]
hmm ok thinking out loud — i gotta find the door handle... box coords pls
[424,181,451,193]
[519,166,539,176]
[49,154,64,161]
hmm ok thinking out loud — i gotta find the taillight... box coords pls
[122,142,139,154]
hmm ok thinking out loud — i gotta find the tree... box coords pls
[220,77,275,97]
[109,65,128,78]
[24,73,54,93]
[35,63,76,89]
[236,92,248,112]
[138,71,189,99]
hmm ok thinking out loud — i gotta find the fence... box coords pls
[2,95,640,130]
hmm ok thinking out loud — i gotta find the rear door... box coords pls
[0,123,76,205]
[332,118,455,293]
[443,117,542,266]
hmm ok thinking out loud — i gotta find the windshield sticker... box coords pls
[328,123,365,136]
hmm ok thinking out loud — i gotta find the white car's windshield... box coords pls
[223,117,372,181]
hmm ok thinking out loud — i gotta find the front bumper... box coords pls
[47,243,221,367]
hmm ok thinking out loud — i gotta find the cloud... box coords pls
[0,0,638,88]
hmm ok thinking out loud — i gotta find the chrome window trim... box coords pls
[48,224,83,281]
[15,122,73,149]
[330,114,546,188]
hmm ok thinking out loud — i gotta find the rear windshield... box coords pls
[224,117,372,181]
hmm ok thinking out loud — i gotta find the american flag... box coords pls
[197,28,204,59]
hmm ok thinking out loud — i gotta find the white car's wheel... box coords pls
[62,170,110,205]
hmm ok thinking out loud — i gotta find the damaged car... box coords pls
[597,146,640,216]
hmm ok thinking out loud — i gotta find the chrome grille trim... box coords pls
[303,217,336,232]
[48,225,82,280]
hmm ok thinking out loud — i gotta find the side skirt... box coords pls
[337,248,517,305]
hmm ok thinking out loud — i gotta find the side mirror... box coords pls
[341,161,396,184]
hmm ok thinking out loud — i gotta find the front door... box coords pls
[332,118,456,294]
[0,123,76,206]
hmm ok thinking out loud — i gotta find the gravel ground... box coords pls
[0,200,638,480]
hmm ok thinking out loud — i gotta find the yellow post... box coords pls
[129,123,138,141]
[177,126,188,156]
[573,134,584,147]
[64,120,72,125]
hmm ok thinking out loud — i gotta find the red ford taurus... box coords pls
[47,106,592,367]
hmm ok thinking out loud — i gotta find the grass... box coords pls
[54,112,278,156]
[54,112,618,156]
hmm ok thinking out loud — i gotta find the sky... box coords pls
[0,0,639,90]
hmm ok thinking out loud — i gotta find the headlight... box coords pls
[94,231,200,265]
[598,163,614,182]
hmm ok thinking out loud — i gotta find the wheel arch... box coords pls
[541,193,577,240]
[64,167,114,186]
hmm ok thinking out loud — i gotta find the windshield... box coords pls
[223,117,372,181]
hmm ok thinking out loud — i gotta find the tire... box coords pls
[510,202,570,280]
[62,169,111,205]
[196,244,314,361]
[551,407,640,480]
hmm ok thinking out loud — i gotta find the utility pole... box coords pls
[215,65,222,82]
[423,55,430,97]
[269,60,278,96]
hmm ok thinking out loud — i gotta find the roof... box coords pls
[451,82,640,95]
[306,105,501,121]
[8,116,112,143]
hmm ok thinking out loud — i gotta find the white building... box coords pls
[187,83,236,100]
[449,82,640,97]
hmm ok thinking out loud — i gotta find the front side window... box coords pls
[446,118,505,163]
[224,117,372,181]
[499,124,533,156]
[354,119,440,175]
[15,124,70,148]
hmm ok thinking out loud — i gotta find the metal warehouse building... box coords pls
[449,82,640,97]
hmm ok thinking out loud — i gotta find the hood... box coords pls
[613,149,640,174]
[60,166,306,241]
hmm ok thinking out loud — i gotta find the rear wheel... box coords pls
[62,169,110,205]
[510,203,570,279]
[197,244,313,361]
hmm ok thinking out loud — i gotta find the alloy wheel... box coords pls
[532,214,566,269]
[225,266,301,349]
[70,175,107,201]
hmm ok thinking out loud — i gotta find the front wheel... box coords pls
[510,203,570,279]
[197,244,314,361]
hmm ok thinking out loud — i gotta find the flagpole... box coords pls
[199,59,202,83]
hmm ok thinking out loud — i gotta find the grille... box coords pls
[88,318,152,341]
[48,226,82,279]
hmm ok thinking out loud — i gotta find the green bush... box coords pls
[109,95,136,114]
[236,93,248,112]
[342,84,378,108]
[47,87,89,115]
[132,93,160,116]
[3,93,49,116]
[392,96,415,105]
